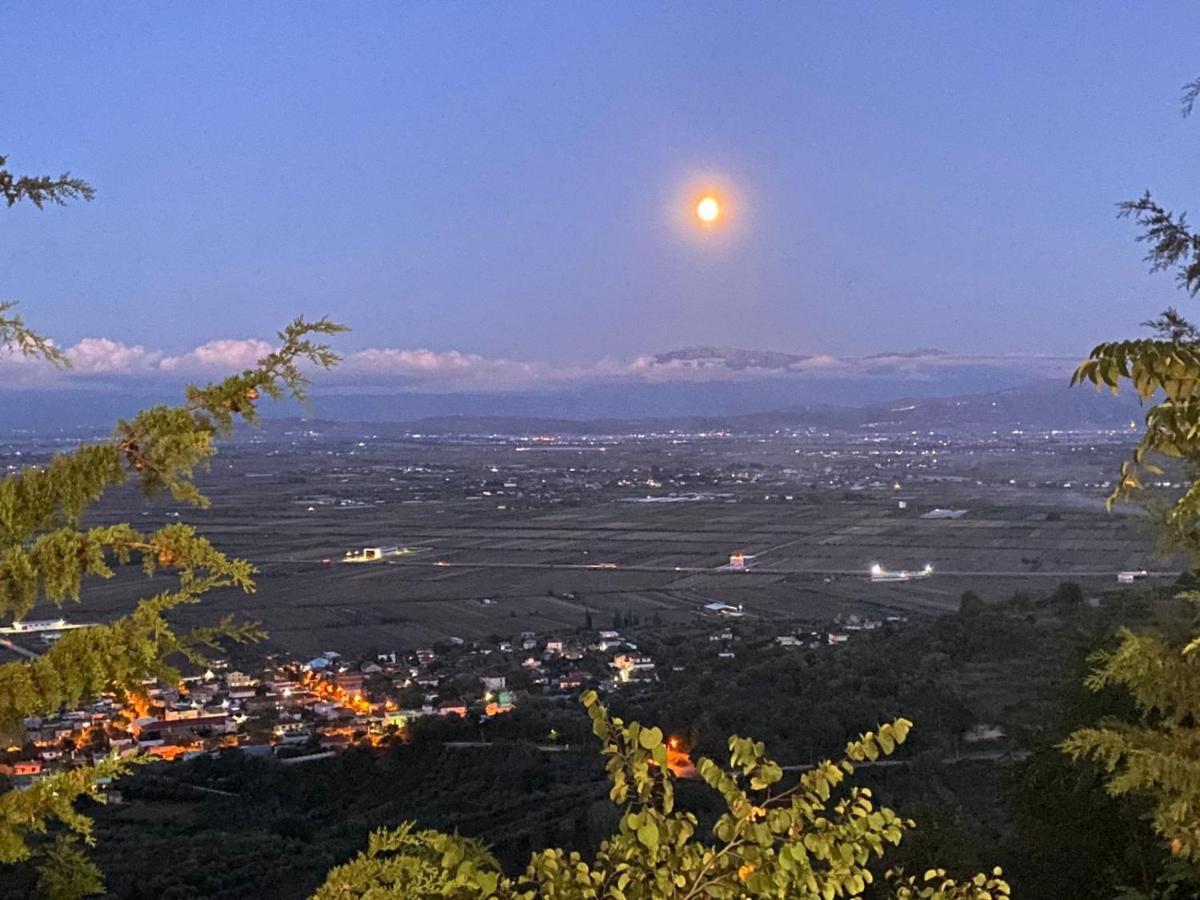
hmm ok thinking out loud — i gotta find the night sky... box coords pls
[4,3,1200,377]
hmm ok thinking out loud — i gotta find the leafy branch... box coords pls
[1,147,346,897]
[1118,193,1200,296]
[316,695,1007,899]
[1067,71,1200,872]
[0,302,69,367]
[0,154,94,209]
[0,310,345,873]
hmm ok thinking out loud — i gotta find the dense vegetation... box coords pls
[0,152,346,895]
[0,589,1184,899]
[1061,73,1200,876]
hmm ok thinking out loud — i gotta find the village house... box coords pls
[0,761,44,789]
[438,699,468,718]
[480,675,507,693]
[557,671,588,691]
[131,712,233,743]
[334,670,365,696]
[319,732,353,752]
[611,653,656,683]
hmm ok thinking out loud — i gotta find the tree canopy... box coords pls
[0,151,345,895]
[1065,75,1200,872]
[316,693,1007,900]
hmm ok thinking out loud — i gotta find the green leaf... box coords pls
[637,821,659,852]
[639,726,664,750]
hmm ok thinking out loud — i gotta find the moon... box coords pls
[696,196,720,223]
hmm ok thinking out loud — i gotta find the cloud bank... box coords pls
[0,336,1077,394]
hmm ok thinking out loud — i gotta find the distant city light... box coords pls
[696,196,720,223]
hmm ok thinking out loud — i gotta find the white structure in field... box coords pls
[703,601,744,617]
[869,563,934,583]
[7,619,67,632]
[1,619,93,635]
[921,508,967,519]
[344,546,400,563]
[1117,570,1149,584]
[728,552,746,570]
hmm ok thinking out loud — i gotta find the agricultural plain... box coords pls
[2,421,1168,658]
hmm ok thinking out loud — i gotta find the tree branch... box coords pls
[0,154,94,209]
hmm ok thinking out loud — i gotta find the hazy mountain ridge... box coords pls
[861,348,952,360]
[0,348,1115,432]
[650,346,816,371]
[233,379,1142,438]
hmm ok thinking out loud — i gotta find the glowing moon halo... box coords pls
[696,196,721,223]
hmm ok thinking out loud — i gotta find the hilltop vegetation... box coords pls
[1,586,1185,899]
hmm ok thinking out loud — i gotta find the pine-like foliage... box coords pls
[1064,76,1200,869]
[1061,619,1200,862]
[0,154,94,209]
[0,313,344,874]
[315,693,1007,900]
[0,152,346,894]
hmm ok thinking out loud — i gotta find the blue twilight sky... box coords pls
[3,2,1200,369]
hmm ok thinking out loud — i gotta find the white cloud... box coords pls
[342,348,553,391]
[0,335,1078,393]
[160,339,274,372]
[67,338,162,373]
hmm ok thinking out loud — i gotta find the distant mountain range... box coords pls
[0,346,1135,434]
[650,346,817,371]
[385,379,1144,435]
[290,346,1081,422]
[648,345,956,372]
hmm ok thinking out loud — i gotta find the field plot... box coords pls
[5,425,1171,657]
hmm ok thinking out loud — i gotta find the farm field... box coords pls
[2,422,1168,658]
